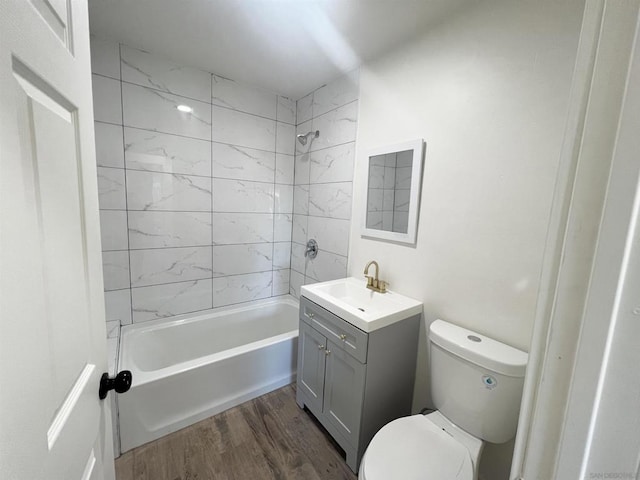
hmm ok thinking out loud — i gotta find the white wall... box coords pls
[348,0,584,478]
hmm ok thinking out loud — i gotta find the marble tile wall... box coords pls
[91,37,295,324]
[290,70,359,297]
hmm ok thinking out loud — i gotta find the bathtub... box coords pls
[117,295,299,453]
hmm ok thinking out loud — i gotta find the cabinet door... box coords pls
[323,340,366,447]
[298,321,327,412]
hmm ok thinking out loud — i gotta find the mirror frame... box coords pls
[361,138,425,245]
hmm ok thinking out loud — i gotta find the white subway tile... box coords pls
[211,106,275,152]
[100,210,128,251]
[102,251,130,291]
[212,272,272,308]
[307,216,350,256]
[213,243,272,277]
[277,96,296,124]
[212,213,274,245]
[308,182,352,219]
[211,75,277,119]
[274,214,293,242]
[126,170,212,211]
[130,246,212,287]
[294,151,311,185]
[97,167,127,210]
[273,269,290,296]
[122,83,211,140]
[213,178,274,213]
[90,37,120,79]
[291,242,306,275]
[296,93,313,124]
[273,242,291,269]
[212,143,275,182]
[125,127,211,176]
[121,45,211,102]
[312,69,359,117]
[104,289,132,325]
[276,122,295,155]
[275,154,294,184]
[275,184,293,214]
[289,270,304,298]
[310,101,358,152]
[92,74,122,124]
[309,142,356,184]
[291,214,308,245]
[128,211,211,248]
[132,279,212,322]
[293,185,309,215]
[305,251,347,282]
[95,122,124,168]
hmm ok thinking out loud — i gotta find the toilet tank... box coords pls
[429,320,528,444]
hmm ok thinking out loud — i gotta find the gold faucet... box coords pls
[363,260,387,293]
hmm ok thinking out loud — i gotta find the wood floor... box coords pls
[115,384,358,480]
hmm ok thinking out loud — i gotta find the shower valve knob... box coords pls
[99,370,132,400]
[305,239,318,259]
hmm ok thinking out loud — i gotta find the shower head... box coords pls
[296,130,319,146]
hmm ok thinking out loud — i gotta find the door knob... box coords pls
[99,370,132,400]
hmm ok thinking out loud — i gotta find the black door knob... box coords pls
[99,370,132,400]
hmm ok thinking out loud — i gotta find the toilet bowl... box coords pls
[358,319,528,480]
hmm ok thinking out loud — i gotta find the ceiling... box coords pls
[88,0,466,99]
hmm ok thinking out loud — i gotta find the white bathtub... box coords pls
[117,295,299,453]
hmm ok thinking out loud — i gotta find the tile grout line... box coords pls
[115,42,135,329]
[210,73,215,311]
[106,41,125,459]
[97,118,353,159]
[271,94,277,298]
[303,93,315,286]
[287,98,298,287]
[104,70,297,125]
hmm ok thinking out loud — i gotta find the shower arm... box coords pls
[296,130,320,145]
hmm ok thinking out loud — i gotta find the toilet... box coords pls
[359,319,528,480]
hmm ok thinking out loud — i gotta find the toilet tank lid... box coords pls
[430,320,528,377]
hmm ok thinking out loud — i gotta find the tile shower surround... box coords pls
[290,70,359,297]
[92,40,297,325]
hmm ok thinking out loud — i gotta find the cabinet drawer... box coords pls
[300,296,368,363]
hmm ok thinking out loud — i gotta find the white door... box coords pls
[0,1,114,480]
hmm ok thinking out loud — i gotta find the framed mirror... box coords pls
[361,138,425,245]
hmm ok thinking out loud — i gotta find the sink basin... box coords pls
[301,277,423,332]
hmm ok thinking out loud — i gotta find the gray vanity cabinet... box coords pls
[296,296,420,473]
[297,321,327,412]
[323,339,366,446]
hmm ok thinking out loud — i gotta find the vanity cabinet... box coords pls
[296,296,420,473]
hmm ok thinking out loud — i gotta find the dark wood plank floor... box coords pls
[115,384,358,480]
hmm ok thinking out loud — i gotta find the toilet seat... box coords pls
[360,415,474,480]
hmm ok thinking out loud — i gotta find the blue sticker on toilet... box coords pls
[482,375,497,389]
